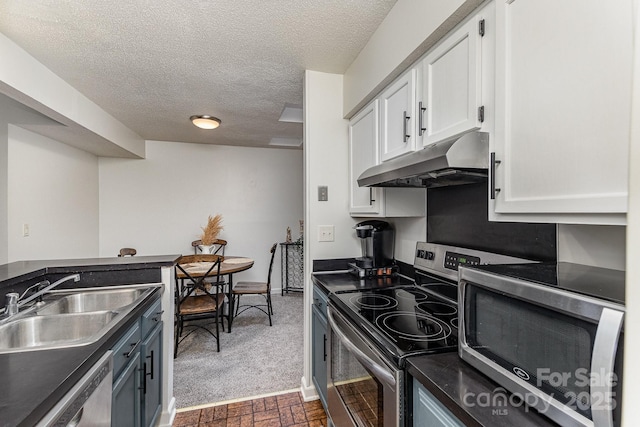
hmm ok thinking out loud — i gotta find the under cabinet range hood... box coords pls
[358,132,489,188]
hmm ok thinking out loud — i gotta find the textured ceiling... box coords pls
[0,0,397,149]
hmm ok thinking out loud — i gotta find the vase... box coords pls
[198,244,217,254]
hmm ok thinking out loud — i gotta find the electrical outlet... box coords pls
[23,223,30,237]
[318,225,334,242]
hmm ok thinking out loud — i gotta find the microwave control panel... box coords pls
[444,251,481,271]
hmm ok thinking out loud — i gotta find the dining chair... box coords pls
[191,239,227,255]
[174,254,226,356]
[118,247,137,257]
[232,243,277,326]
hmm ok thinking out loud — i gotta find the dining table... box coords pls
[175,256,254,332]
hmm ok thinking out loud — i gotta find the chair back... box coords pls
[266,243,277,291]
[118,248,136,257]
[175,254,224,299]
[192,239,227,255]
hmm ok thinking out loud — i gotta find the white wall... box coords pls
[99,140,303,284]
[0,123,7,265]
[558,224,626,270]
[7,125,99,261]
[387,216,427,264]
[622,2,640,423]
[302,70,359,400]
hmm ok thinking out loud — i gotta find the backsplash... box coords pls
[558,224,626,270]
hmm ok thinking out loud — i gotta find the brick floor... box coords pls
[173,392,328,427]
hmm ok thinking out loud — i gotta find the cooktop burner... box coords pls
[330,284,458,365]
[349,294,398,310]
[376,311,453,342]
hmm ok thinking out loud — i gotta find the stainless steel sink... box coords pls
[0,311,117,352]
[0,285,159,354]
[37,288,147,315]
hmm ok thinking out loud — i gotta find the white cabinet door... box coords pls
[349,100,384,215]
[380,69,416,161]
[492,0,632,225]
[420,13,483,147]
[348,100,426,218]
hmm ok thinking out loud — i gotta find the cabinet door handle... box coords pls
[490,152,501,200]
[148,350,155,380]
[403,111,411,142]
[418,102,427,136]
[124,340,140,358]
[369,188,376,205]
[152,310,164,322]
[323,334,327,361]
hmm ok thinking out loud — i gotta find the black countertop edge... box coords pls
[0,255,180,287]
[312,258,355,272]
[3,286,163,427]
[312,258,416,276]
[407,353,558,427]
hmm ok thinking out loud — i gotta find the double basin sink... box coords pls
[0,286,159,353]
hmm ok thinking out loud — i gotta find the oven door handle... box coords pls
[327,307,396,387]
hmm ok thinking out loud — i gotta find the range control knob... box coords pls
[425,251,435,260]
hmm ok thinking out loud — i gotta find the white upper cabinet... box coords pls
[380,69,416,161]
[348,100,426,218]
[491,0,633,225]
[349,100,384,215]
[419,11,484,147]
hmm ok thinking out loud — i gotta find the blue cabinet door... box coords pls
[112,352,142,427]
[141,323,163,427]
[312,304,328,408]
[413,379,465,427]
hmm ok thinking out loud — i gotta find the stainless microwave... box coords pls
[458,263,624,427]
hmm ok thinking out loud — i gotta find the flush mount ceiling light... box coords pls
[190,115,221,129]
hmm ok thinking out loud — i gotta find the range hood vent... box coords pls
[357,131,489,188]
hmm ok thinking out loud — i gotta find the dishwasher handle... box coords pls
[327,307,396,388]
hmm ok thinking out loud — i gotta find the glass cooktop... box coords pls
[329,285,458,367]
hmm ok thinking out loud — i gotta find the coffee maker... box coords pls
[350,220,396,278]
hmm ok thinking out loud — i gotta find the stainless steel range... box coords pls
[326,242,532,427]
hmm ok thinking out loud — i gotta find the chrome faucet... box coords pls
[1,273,81,318]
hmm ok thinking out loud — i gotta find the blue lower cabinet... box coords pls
[141,323,163,427]
[112,352,142,427]
[112,296,163,427]
[311,286,329,410]
[413,379,465,427]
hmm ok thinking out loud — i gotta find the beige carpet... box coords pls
[172,293,304,408]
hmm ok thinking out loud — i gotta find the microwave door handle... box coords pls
[327,308,396,388]
[590,308,624,427]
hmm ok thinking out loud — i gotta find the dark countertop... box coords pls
[408,353,558,427]
[0,255,180,287]
[0,286,162,427]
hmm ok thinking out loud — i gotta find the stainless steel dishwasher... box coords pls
[36,351,113,427]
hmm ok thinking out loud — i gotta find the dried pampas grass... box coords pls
[200,214,224,245]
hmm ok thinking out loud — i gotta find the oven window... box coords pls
[331,329,383,427]
[466,286,597,418]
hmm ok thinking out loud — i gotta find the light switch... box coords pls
[318,225,334,242]
[318,186,328,201]
[23,223,29,237]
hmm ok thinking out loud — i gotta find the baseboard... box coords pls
[158,396,177,427]
[300,376,319,402]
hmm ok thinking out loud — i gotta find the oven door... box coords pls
[326,305,402,427]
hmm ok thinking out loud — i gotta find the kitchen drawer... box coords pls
[141,298,162,338]
[112,321,142,379]
[312,287,328,319]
